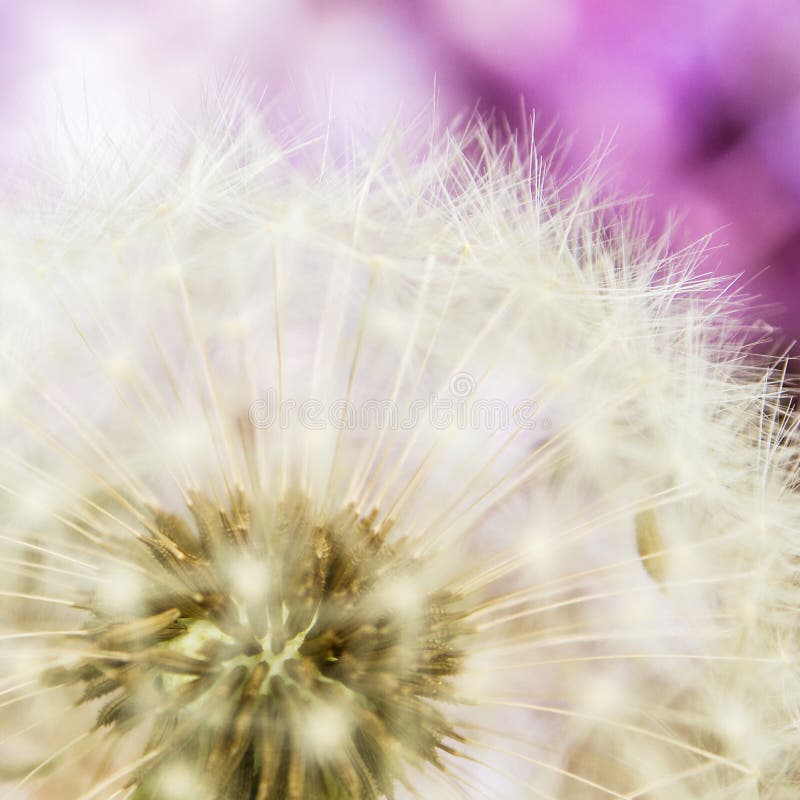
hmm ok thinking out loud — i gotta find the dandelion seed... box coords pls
[0,96,798,799]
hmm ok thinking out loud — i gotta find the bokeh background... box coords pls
[3,0,799,351]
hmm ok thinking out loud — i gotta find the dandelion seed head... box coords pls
[0,94,798,798]
[30,487,468,797]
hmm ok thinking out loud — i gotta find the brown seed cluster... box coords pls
[46,489,467,799]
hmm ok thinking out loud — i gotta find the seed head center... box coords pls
[51,488,467,799]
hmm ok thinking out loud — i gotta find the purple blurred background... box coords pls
[3,0,799,350]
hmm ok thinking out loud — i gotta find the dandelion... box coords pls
[0,99,798,799]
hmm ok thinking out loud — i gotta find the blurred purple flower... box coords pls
[421,0,800,343]
[2,0,798,343]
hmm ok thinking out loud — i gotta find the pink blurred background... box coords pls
[3,0,799,350]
